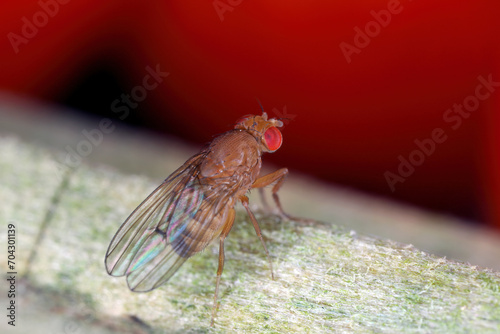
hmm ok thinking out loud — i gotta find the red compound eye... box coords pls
[264,126,282,151]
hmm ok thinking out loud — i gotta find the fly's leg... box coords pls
[252,168,314,223]
[211,208,235,327]
[240,195,275,280]
[258,187,270,212]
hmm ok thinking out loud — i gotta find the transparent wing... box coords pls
[105,153,232,292]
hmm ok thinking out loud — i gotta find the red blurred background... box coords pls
[1,1,499,227]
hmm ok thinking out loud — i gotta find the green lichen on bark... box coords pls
[0,136,499,334]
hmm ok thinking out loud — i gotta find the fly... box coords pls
[105,111,300,326]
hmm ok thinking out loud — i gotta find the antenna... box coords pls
[255,98,265,114]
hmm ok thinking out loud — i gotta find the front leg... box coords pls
[252,168,314,223]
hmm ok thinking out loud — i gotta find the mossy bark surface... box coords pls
[1,137,499,334]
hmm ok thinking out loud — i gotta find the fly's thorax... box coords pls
[200,130,262,185]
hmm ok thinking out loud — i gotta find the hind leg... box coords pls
[211,208,235,327]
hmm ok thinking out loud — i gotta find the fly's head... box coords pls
[234,112,284,153]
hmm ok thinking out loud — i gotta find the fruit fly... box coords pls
[105,112,296,326]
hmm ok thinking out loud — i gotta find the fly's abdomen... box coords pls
[171,205,228,258]
[159,183,230,258]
